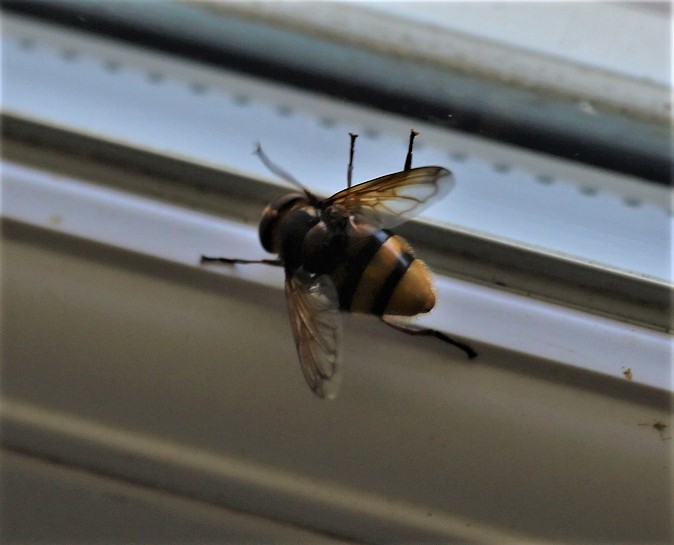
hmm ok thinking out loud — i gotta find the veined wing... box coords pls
[326,166,454,228]
[285,268,342,399]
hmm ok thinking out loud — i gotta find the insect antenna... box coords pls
[254,143,319,203]
[347,132,358,188]
[404,129,420,171]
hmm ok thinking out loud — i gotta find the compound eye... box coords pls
[259,208,278,253]
[258,193,307,253]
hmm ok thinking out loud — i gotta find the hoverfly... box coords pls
[202,130,476,399]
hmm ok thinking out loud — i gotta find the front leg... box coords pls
[200,256,283,267]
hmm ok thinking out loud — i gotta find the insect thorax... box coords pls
[276,207,320,271]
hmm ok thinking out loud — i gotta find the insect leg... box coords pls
[347,132,358,188]
[380,316,477,359]
[201,256,283,267]
[404,129,420,171]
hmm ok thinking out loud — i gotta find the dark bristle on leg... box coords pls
[404,129,420,171]
[201,256,283,267]
[381,316,477,359]
[347,132,358,189]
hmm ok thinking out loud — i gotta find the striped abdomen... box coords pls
[332,228,436,317]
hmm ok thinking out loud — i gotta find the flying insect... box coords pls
[201,130,476,399]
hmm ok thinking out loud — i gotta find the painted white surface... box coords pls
[2,449,350,544]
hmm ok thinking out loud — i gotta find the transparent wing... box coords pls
[326,166,454,228]
[285,269,342,399]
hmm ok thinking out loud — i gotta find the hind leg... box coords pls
[381,316,477,359]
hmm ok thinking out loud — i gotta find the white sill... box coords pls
[2,159,672,543]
